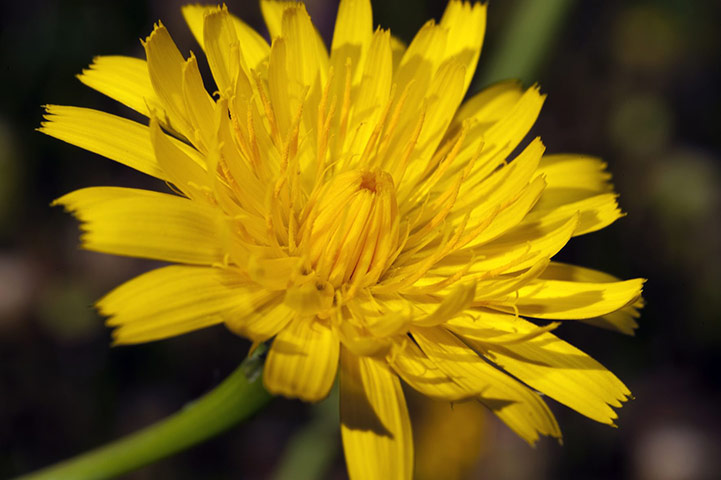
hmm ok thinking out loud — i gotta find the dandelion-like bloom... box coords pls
[41,1,644,478]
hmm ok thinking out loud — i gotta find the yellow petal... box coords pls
[412,326,561,445]
[281,4,329,87]
[467,172,547,248]
[526,154,620,236]
[148,117,208,200]
[143,23,192,137]
[264,318,339,402]
[39,105,167,179]
[480,85,545,159]
[181,52,216,152]
[585,304,641,335]
[395,22,447,95]
[343,29,393,158]
[541,262,644,334]
[268,27,326,143]
[203,7,243,97]
[354,28,392,113]
[389,23,450,162]
[261,1,328,87]
[326,0,374,161]
[270,4,328,145]
[363,305,413,339]
[210,98,267,217]
[453,135,544,221]
[433,214,578,277]
[440,0,487,93]
[388,340,474,401]
[182,4,269,71]
[502,277,645,319]
[77,56,163,119]
[53,187,225,264]
[246,255,303,290]
[182,4,211,46]
[398,59,466,189]
[474,257,550,303]
[446,308,561,345]
[541,261,628,283]
[98,265,247,344]
[226,298,295,342]
[458,315,631,424]
[452,80,524,128]
[331,0,373,67]
[337,321,393,358]
[412,282,475,327]
[340,348,413,480]
[478,214,577,273]
[524,192,624,236]
[430,79,523,190]
[267,37,294,138]
[452,85,546,192]
[260,0,295,39]
[389,34,406,70]
[535,154,614,211]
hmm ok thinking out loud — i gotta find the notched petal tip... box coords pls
[528,82,545,95]
[141,21,168,47]
[49,190,78,210]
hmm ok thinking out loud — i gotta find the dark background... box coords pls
[1,0,720,478]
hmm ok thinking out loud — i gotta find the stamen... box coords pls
[335,58,353,158]
[359,89,394,165]
[402,122,468,208]
[230,109,253,167]
[391,105,426,185]
[375,82,412,165]
[246,101,263,177]
[274,88,306,199]
[253,72,282,148]
[316,67,335,185]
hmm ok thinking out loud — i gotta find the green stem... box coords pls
[479,0,575,87]
[272,382,340,480]
[18,352,272,480]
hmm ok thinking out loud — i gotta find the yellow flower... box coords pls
[41,1,644,478]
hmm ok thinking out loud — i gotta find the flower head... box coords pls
[41,1,644,478]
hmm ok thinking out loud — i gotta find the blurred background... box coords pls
[1,0,720,478]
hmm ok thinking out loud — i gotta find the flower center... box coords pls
[302,169,400,291]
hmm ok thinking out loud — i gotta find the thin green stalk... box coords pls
[18,350,272,480]
[272,383,340,480]
[478,0,575,87]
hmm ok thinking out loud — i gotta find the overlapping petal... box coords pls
[449,312,631,424]
[340,348,413,480]
[40,105,193,179]
[98,265,251,344]
[183,4,269,72]
[496,277,644,319]
[53,187,225,264]
[264,318,339,401]
[77,56,162,119]
[412,327,561,445]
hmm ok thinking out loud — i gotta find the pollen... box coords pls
[359,171,379,193]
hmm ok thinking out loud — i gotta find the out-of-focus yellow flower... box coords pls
[411,393,487,480]
[41,1,644,478]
